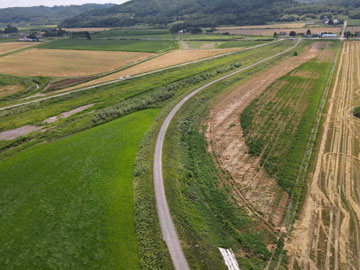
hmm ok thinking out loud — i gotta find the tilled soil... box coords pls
[286,42,360,270]
[204,43,325,230]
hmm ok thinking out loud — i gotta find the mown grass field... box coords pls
[0,48,153,77]
[0,42,36,55]
[348,19,360,26]
[38,39,178,53]
[0,109,158,270]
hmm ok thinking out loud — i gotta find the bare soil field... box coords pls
[46,76,98,91]
[286,41,360,270]
[217,23,306,30]
[0,84,23,97]
[217,27,341,36]
[204,42,327,230]
[0,48,154,77]
[58,48,237,92]
[62,27,112,32]
[0,42,36,55]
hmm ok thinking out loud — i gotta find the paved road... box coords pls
[153,39,301,270]
[341,20,348,40]
[0,39,284,112]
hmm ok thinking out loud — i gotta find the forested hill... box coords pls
[60,0,300,27]
[0,4,114,25]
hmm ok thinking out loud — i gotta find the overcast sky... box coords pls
[0,0,128,9]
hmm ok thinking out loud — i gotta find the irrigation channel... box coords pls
[153,39,301,270]
[0,39,286,112]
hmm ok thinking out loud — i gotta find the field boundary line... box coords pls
[154,39,301,270]
[0,39,286,112]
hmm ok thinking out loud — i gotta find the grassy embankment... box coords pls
[0,74,49,101]
[38,39,178,53]
[161,42,304,269]
[0,109,158,270]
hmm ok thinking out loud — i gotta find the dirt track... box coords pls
[205,43,326,230]
[286,41,360,270]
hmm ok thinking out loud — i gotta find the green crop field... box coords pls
[241,55,334,194]
[0,109,158,270]
[348,19,360,26]
[38,39,178,53]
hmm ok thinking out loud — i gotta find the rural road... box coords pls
[153,38,301,270]
[0,39,285,112]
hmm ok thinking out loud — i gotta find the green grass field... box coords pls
[348,19,360,26]
[218,39,272,49]
[0,109,159,270]
[38,39,178,53]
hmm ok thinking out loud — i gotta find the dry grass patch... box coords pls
[0,48,155,77]
[0,42,36,55]
[59,48,237,92]
[0,84,23,97]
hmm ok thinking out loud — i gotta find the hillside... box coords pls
[60,0,300,27]
[0,4,114,25]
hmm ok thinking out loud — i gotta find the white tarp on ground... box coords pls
[219,248,240,270]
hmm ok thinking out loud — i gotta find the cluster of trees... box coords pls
[43,28,66,37]
[0,25,18,34]
[69,31,91,40]
[170,23,202,34]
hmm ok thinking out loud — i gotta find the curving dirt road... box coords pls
[153,39,300,270]
[286,41,360,270]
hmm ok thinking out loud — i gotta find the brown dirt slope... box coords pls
[204,43,326,229]
[286,41,360,270]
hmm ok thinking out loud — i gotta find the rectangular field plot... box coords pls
[0,109,159,270]
[60,48,238,91]
[0,48,154,77]
[38,39,177,53]
[0,42,36,55]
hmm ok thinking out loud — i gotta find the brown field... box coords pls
[0,42,36,55]
[216,27,341,36]
[58,48,238,92]
[286,41,360,270]
[204,42,328,234]
[217,23,306,30]
[0,48,155,77]
[0,84,23,97]
[62,28,112,32]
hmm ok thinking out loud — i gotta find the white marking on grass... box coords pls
[219,248,240,270]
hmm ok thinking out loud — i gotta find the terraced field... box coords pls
[287,41,360,270]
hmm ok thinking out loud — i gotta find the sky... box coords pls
[0,0,128,9]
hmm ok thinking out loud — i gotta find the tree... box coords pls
[4,25,18,33]
[306,29,311,35]
[293,51,298,56]
[289,31,296,37]
[328,19,334,25]
[273,32,278,39]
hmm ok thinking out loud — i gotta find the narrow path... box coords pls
[0,39,284,112]
[154,39,301,270]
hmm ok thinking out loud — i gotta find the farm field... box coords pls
[63,27,113,32]
[347,19,360,26]
[0,48,154,77]
[217,23,306,30]
[286,41,360,270]
[217,27,342,36]
[204,42,332,232]
[218,39,271,49]
[0,42,36,55]
[0,109,158,270]
[38,39,178,53]
[58,48,239,92]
